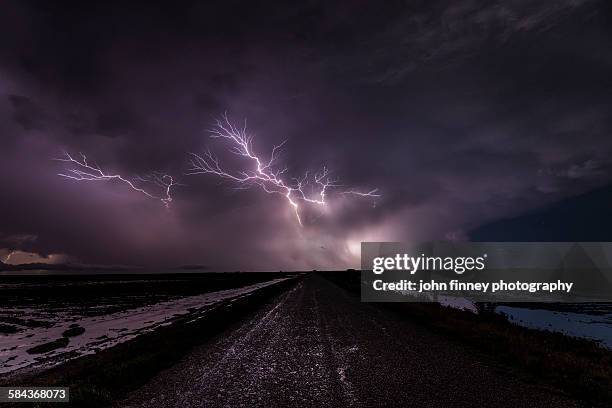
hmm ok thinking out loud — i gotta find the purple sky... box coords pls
[1,1,612,270]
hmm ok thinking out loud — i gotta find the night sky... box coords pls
[1,1,612,270]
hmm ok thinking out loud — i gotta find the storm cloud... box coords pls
[1,0,611,270]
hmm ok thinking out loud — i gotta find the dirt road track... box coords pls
[122,274,580,407]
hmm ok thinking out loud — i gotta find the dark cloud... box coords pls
[8,95,48,130]
[1,0,611,269]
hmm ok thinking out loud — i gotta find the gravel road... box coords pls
[122,274,580,407]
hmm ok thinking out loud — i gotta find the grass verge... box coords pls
[320,271,612,406]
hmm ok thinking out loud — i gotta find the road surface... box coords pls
[122,274,579,407]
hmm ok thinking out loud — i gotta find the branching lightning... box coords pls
[56,152,177,208]
[54,117,378,222]
[187,114,379,225]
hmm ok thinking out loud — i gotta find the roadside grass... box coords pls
[0,278,298,408]
[394,302,612,404]
[320,271,612,406]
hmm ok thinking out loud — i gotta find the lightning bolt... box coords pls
[56,152,178,208]
[135,172,177,208]
[187,114,379,225]
[3,250,16,263]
